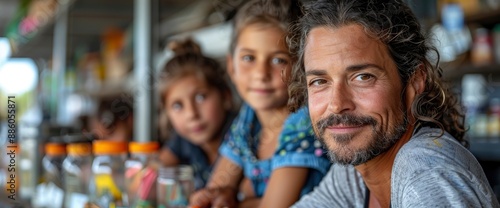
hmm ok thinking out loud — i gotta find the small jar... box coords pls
[125,141,160,208]
[89,140,128,207]
[157,165,194,208]
[63,142,93,208]
[42,142,67,189]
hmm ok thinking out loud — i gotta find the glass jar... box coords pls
[125,141,160,208]
[42,142,67,189]
[157,166,194,208]
[63,142,93,208]
[36,142,67,207]
[89,140,128,208]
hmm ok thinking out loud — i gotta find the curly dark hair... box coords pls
[286,0,466,145]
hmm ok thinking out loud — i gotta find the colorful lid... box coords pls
[129,141,160,153]
[92,140,128,155]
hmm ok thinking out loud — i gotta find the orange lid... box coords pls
[92,140,128,155]
[129,141,159,153]
[67,143,92,156]
[45,143,67,156]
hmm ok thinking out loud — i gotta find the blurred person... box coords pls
[189,0,331,207]
[157,38,235,190]
[91,96,133,142]
[286,0,500,207]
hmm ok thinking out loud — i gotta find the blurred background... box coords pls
[0,0,499,207]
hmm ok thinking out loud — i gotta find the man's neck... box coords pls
[355,124,415,208]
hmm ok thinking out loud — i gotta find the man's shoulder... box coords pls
[395,127,474,169]
[392,126,484,188]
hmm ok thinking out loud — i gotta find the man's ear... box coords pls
[405,65,426,107]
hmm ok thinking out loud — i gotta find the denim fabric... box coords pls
[219,104,331,197]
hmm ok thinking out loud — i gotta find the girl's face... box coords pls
[165,75,229,145]
[228,24,291,112]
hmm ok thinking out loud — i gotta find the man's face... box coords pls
[304,24,409,166]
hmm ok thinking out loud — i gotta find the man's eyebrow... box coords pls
[346,63,384,72]
[305,63,385,76]
[305,69,327,77]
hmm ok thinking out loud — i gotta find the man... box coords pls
[286,0,500,207]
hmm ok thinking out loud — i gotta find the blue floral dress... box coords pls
[219,103,331,197]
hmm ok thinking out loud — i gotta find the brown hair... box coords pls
[287,0,466,145]
[229,0,302,54]
[159,38,230,107]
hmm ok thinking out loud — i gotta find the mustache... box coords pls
[316,114,377,136]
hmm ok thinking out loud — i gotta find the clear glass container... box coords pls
[157,166,194,208]
[125,141,160,208]
[89,140,128,208]
[63,142,93,208]
[42,142,67,189]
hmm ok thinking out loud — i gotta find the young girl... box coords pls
[190,0,331,207]
[158,39,234,190]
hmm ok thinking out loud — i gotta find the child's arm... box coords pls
[189,156,243,207]
[158,148,180,166]
[259,167,310,208]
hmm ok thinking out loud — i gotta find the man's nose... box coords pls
[327,82,355,114]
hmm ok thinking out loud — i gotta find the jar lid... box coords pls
[129,141,159,153]
[67,143,92,156]
[45,143,66,156]
[93,140,128,155]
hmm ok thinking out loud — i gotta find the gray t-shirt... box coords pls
[292,127,500,208]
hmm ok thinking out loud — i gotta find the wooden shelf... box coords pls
[465,7,500,26]
[442,63,500,82]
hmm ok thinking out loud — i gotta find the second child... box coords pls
[158,39,234,190]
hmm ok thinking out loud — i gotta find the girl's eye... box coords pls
[271,57,288,65]
[195,94,205,103]
[171,102,182,111]
[354,74,374,81]
[309,79,327,86]
[242,55,254,62]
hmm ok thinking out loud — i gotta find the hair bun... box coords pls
[168,38,202,56]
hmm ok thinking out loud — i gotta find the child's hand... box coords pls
[211,187,238,208]
[189,187,238,208]
[189,188,214,208]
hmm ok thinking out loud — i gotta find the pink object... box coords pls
[315,149,323,157]
[138,168,157,200]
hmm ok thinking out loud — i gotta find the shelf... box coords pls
[465,7,500,26]
[469,140,500,161]
[8,0,209,59]
[442,63,500,82]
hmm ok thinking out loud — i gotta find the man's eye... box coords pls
[271,57,288,65]
[355,74,374,81]
[309,79,327,86]
[242,55,254,62]
[195,94,205,103]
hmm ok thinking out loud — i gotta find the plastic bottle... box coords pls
[125,141,160,208]
[157,166,194,208]
[471,28,493,65]
[89,140,128,208]
[63,142,93,208]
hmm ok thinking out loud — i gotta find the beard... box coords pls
[314,110,408,166]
